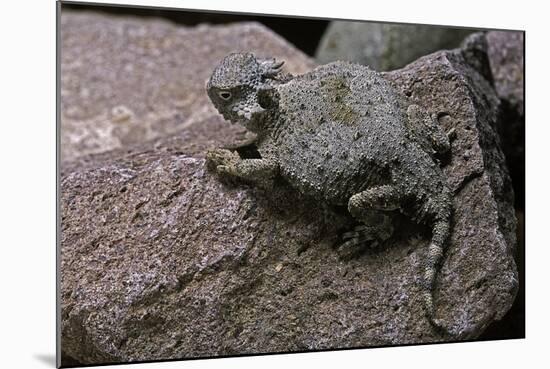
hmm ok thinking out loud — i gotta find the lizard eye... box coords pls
[218,91,232,101]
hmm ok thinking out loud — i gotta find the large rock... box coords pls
[60,11,315,163]
[315,21,473,71]
[61,20,518,365]
[384,32,518,337]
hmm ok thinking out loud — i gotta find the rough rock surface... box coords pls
[60,18,518,366]
[486,31,524,204]
[315,21,474,71]
[60,11,315,163]
[486,31,524,116]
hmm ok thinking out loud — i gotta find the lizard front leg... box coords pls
[206,149,279,189]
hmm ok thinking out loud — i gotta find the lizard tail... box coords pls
[422,216,451,331]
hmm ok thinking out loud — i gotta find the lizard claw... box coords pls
[446,127,457,141]
[206,149,240,171]
[216,165,235,176]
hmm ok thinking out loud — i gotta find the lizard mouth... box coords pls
[230,104,266,125]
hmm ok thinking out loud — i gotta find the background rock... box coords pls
[486,31,524,207]
[61,3,330,56]
[315,21,474,71]
[482,29,525,340]
[60,11,315,163]
[60,14,519,366]
[487,31,524,116]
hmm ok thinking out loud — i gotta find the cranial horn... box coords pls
[259,58,285,77]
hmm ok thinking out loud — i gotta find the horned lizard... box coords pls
[205,53,453,332]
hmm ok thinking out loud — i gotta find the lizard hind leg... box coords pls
[336,185,401,260]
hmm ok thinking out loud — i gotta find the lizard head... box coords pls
[206,52,286,133]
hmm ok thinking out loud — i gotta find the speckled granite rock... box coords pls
[60,11,315,163]
[315,21,474,71]
[60,26,518,365]
[486,31,524,203]
[486,31,524,116]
